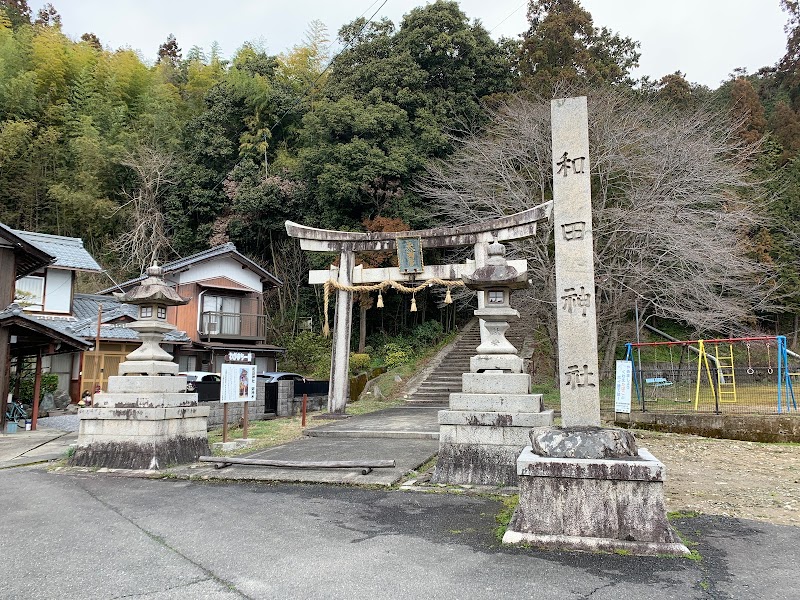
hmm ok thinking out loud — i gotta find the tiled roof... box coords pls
[73,294,138,323]
[12,230,102,272]
[33,294,190,344]
[0,306,90,350]
[98,243,281,293]
[0,222,55,277]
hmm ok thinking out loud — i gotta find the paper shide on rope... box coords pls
[321,277,465,336]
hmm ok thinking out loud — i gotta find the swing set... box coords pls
[624,336,797,414]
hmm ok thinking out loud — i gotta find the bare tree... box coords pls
[263,235,309,338]
[112,145,175,274]
[417,88,776,374]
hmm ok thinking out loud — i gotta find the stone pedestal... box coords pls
[70,375,209,470]
[433,371,553,485]
[502,446,689,556]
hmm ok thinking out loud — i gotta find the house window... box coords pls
[15,276,45,311]
[488,290,505,304]
[157,307,167,319]
[140,306,153,318]
[203,295,242,335]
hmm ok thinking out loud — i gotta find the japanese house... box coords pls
[99,243,284,373]
[0,224,92,424]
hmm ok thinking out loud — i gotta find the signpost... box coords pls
[220,352,256,442]
[614,359,633,414]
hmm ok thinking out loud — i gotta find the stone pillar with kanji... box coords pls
[551,96,601,427]
[502,97,689,557]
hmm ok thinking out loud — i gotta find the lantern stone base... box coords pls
[70,375,209,470]
[118,359,180,377]
[502,447,689,556]
[432,371,554,486]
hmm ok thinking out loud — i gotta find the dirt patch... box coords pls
[634,429,800,527]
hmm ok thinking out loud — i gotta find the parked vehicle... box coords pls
[178,371,221,392]
[5,398,27,425]
[257,372,306,383]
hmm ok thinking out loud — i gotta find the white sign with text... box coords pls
[221,364,256,404]
[614,360,633,414]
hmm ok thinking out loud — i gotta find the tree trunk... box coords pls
[358,303,367,353]
[793,313,798,351]
[600,323,619,376]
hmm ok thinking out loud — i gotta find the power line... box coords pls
[489,1,527,34]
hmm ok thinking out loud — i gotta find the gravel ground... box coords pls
[634,429,800,527]
[36,414,80,432]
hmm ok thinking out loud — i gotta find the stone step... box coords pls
[410,392,454,400]
[416,380,462,388]
[406,396,449,407]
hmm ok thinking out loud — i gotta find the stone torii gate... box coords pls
[285,202,551,414]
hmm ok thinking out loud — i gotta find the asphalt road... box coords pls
[2,467,797,600]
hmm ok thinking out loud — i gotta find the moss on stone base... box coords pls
[69,436,209,470]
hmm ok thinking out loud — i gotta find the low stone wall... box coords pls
[614,412,800,443]
[206,381,267,428]
[277,380,327,416]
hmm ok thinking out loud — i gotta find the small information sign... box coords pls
[226,351,253,364]
[221,364,256,404]
[614,360,633,414]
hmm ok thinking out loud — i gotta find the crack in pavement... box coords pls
[75,478,254,600]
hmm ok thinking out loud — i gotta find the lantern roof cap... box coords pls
[463,239,529,290]
[114,262,189,307]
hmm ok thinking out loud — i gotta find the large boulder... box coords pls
[529,426,638,460]
[39,392,55,415]
[53,390,72,409]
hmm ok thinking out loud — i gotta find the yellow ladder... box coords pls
[714,343,738,404]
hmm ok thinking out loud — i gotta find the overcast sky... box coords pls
[32,1,788,89]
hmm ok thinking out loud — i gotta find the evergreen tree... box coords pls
[518,0,640,93]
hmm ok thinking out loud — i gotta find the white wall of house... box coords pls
[43,268,72,313]
[175,257,262,292]
[16,268,73,313]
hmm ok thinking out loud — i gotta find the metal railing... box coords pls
[200,311,266,340]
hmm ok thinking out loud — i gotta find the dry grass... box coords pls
[207,412,335,456]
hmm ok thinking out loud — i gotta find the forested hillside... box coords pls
[2,0,800,347]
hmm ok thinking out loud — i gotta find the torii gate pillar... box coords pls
[329,250,354,414]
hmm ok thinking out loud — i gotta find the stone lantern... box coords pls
[115,263,189,376]
[433,237,553,486]
[70,262,209,470]
[462,239,529,370]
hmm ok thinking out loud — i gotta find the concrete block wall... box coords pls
[277,380,328,416]
[206,380,267,428]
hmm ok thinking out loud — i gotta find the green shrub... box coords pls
[281,331,331,375]
[382,342,413,370]
[17,373,59,404]
[349,353,371,374]
[410,320,444,350]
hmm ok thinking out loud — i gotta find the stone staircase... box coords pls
[406,317,530,406]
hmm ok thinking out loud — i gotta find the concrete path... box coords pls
[180,435,439,485]
[306,405,441,439]
[175,407,442,485]
[1,468,796,599]
[0,428,76,468]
